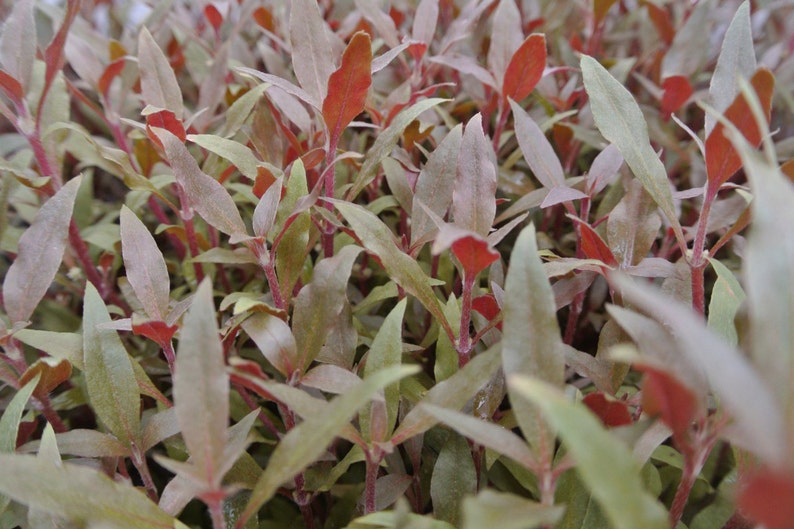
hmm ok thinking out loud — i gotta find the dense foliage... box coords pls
[1,0,793,528]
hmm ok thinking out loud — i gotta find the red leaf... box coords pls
[253,7,275,32]
[582,392,633,427]
[451,234,500,279]
[643,1,675,45]
[739,468,794,529]
[132,319,179,348]
[146,110,186,146]
[42,0,80,103]
[472,294,502,331]
[573,218,618,268]
[97,58,126,99]
[660,75,693,118]
[593,0,618,25]
[0,69,24,103]
[502,34,546,103]
[322,31,372,145]
[204,5,223,32]
[705,68,775,196]
[19,358,72,399]
[638,365,701,441]
[253,165,278,199]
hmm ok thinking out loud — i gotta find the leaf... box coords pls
[138,26,183,117]
[704,68,774,196]
[707,258,745,347]
[502,224,565,452]
[187,134,261,180]
[0,454,181,529]
[323,32,372,143]
[333,200,452,339]
[510,100,565,189]
[580,55,684,246]
[586,143,624,195]
[0,0,35,93]
[289,0,335,104]
[611,274,787,465]
[487,0,523,87]
[509,377,669,529]
[173,279,228,488]
[637,365,702,442]
[738,468,794,529]
[13,330,83,369]
[606,179,662,268]
[433,225,500,279]
[660,75,693,117]
[146,109,186,144]
[660,0,712,79]
[241,312,297,377]
[83,282,141,448]
[18,357,71,399]
[411,125,462,246]
[453,114,497,237]
[412,0,439,44]
[707,0,756,135]
[3,175,81,323]
[0,375,39,452]
[252,177,282,238]
[461,490,564,529]
[349,98,447,200]
[430,433,476,525]
[21,429,129,458]
[421,404,537,471]
[593,0,618,25]
[239,365,419,525]
[502,34,546,102]
[120,206,170,321]
[153,127,247,236]
[581,392,633,428]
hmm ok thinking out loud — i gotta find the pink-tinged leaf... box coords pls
[0,69,24,104]
[593,0,618,25]
[644,1,674,45]
[472,294,501,330]
[502,34,546,102]
[253,177,283,238]
[412,0,439,46]
[290,0,336,104]
[582,392,632,428]
[83,283,141,449]
[174,279,228,488]
[3,176,81,323]
[540,186,588,209]
[660,75,693,117]
[606,180,662,268]
[18,358,71,400]
[433,224,499,279]
[42,0,79,98]
[739,469,794,529]
[510,100,565,189]
[0,0,35,94]
[204,4,223,32]
[120,206,170,321]
[236,67,320,109]
[354,0,401,48]
[453,114,497,237]
[153,128,247,236]
[132,319,178,349]
[138,26,183,117]
[487,0,523,87]
[705,68,774,196]
[660,0,711,80]
[571,217,618,268]
[241,312,297,377]
[586,143,624,195]
[97,58,126,99]
[636,365,701,442]
[322,32,372,144]
[428,54,498,89]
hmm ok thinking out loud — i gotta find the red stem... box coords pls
[456,272,475,367]
[364,449,382,514]
[690,192,715,315]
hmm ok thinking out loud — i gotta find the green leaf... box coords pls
[138,26,183,117]
[580,55,684,247]
[174,279,229,488]
[508,376,669,529]
[333,200,452,336]
[0,454,181,528]
[120,205,171,321]
[707,258,745,347]
[239,365,419,525]
[275,160,311,303]
[606,180,661,268]
[292,246,363,373]
[21,429,129,458]
[187,134,260,180]
[83,282,141,448]
[502,224,564,453]
[0,0,35,93]
[3,175,81,323]
[461,490,564,529]
[348,98,447,200]
[154,128,247,236]
[430,432,476,525]
[0,375,39,452]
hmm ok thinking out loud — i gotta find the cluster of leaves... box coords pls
[1,0,793,528]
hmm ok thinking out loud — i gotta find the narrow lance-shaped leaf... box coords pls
[509,377,669,529]
[138,26,183,117]
[239,365,419,526]
[462,490,564,529]
[187,134,261,180]
[412,0,439,45]
[0,0,36,93]
[487,0,523,87]
[0,454,184,529]
[292,246,363,373]
[323,31,372,145]
[502,34,546,103]
[431,433,476,525]
[510,100,566,189]
[153,127,247,236]
[0,375,40,453]
[453,114,497,237]
[3,175,81,323]
[174,279,229,488]
[83,282,141,448]
[502,224,565,453]
[580,55,684,247]
[290,0,335,104]
[120,206,170,321]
